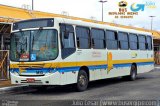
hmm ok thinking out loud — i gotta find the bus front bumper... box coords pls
[10,72,61,85]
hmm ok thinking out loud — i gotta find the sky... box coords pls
[0,0,159,31]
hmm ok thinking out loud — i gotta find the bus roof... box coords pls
[56,18,152,36]
[13,17,152,36]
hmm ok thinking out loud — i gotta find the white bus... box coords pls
[10,18,154,91]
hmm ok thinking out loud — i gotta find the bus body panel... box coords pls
[10,18,154,86]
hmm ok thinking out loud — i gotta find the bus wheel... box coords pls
[129,65,137,81]
[76,70,89,92]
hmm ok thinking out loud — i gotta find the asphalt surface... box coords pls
[0,68,160,106]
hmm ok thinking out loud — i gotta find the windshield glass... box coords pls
[10,29,58,62]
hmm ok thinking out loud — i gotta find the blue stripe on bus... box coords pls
[10,62,154,73]
[137,62,154,66]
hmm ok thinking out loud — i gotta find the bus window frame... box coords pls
[129,33,138,50]
[75,26,91,49]
[59,23,76,59]
[117,31,129,50]
[10,29,59,62]
[138,34,147,51]
[91,28,106,49]
[146,35,153,51]
[59,23,76,49]
[106,30,119,50]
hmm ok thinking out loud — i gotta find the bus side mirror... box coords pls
[64,31,69,39]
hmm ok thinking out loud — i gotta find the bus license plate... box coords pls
[26,78,35,83]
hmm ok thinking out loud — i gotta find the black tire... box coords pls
[129,65,137,81]
[76,70,89,92]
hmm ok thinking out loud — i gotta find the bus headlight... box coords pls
[10,69,19,75]
[10,69,14,73]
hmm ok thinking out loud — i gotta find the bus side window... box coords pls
[60,24,76,59]
[146,36,152,50]
[76,26,90,49]
[138,35,146,50]
[129,33,138,50]
[91,28,105,49]
[118,32,129,50]
[106,30,118,49]
[61,32,75,48]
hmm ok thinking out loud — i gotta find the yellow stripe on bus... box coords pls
[112,58,154,64]
[10,58,154,69]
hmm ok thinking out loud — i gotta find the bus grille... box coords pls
[17,63,44,68]
[19,75,45,77]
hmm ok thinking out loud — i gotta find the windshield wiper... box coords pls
[19,31,26,45]
[32,28,43,49]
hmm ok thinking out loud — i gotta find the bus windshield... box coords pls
[10,29,58,62]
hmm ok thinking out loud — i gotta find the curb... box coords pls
[0,85,28,94]
[155,67,160,69]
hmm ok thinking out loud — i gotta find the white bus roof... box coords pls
[56,18,152,36]
[13,17,152,36]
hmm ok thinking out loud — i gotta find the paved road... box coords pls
[0,68,160,106]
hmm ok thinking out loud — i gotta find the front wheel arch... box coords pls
[129,64,137,81]
[76,69,89,92]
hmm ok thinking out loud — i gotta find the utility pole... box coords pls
[99,0,107,22]
[32,0,34,10]
[149,16,155,30]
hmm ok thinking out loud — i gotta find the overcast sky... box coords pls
[0,0,159,31]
